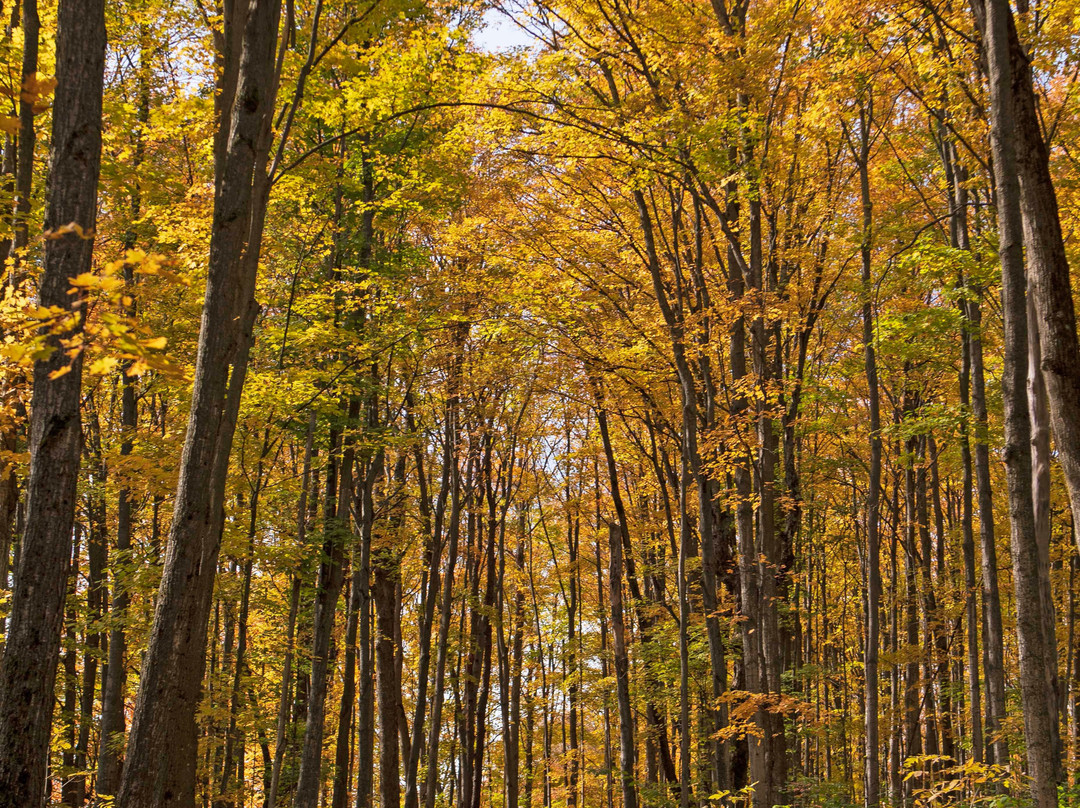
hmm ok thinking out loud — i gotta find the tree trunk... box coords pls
[294,430,347,808]
[267,411,315,808]
[331,400,361,808]
[980,0,1058,801]
[354,449,378,808]
[608,523,638,808]
[62,527,82,808]
[11,0,38,259]
[1004,4,1080,567]
[857,109,883,806]
[218,440,269,808]
[403,400,447,808]
[375,453,406,808]
[0,0,105,801]
[117,1,282,803]
[1027,299,1062,773]
[422,323,467,808]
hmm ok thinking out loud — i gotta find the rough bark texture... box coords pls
[1005,6,1080,562]
[981,0,1058,802]
[0,0,105,802]
[116,1,282,804]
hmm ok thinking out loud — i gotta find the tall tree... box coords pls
[979,0,1058,802]
[0,0,106,802]
[116,0,284,803]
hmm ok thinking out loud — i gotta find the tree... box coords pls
[0,0,106,802]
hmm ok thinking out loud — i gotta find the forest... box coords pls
[0,0,1079,805]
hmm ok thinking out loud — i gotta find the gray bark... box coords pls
[981,0,1058,801]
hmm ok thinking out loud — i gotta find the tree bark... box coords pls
[117,1,282,803]
[1027,298,1062,775]
[267,412,314,808]
[856,105,883,807]
[1004,4,1080,566]
[294,430,347,808]
[0,0,105,802]
[980,0,1058,801]
[608,523,638,808]
[11,0,38,259]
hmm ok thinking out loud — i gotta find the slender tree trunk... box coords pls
[422,322,467,808]
[331,400,361,808]
[11,0,37,260]
[948,144,986,766]
[354,443,379,808]
[96,40,151,796]
[268,412,315,808]
[856,110,883,806]
[62,528,82,808]
[608,523,638,808]
[0,0,34,643]
[75,478,107,806]
[374,544,402,808]
[403,401,448,808]
[218,439,269,808]
[676,448,693,808]
[375,453,406,808]
[294,430,347,808]
[967,289,1008,765]
[1027,299,1062,773]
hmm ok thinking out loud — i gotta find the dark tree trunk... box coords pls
[374,543,402,808]
[217,437,269,808]
[855,105,883,807]
[76,473,107,806]
[97,41,150,796]
[331,400,361,808]
[11,0,38,259]
[422,323,467,808]
[294,430,347,808]
[117,1,282,803]
[403,401,448,808]
[354,450,378,808]
[0,0,105,802]
[608,523,638,808]
[267,412,315,808]
[374,453,406,808]
[62,528,82,808]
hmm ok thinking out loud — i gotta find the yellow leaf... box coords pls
[0,344,28,362]
[69,272,98,288]
[88,356,119,375]
[126,359,149,376]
